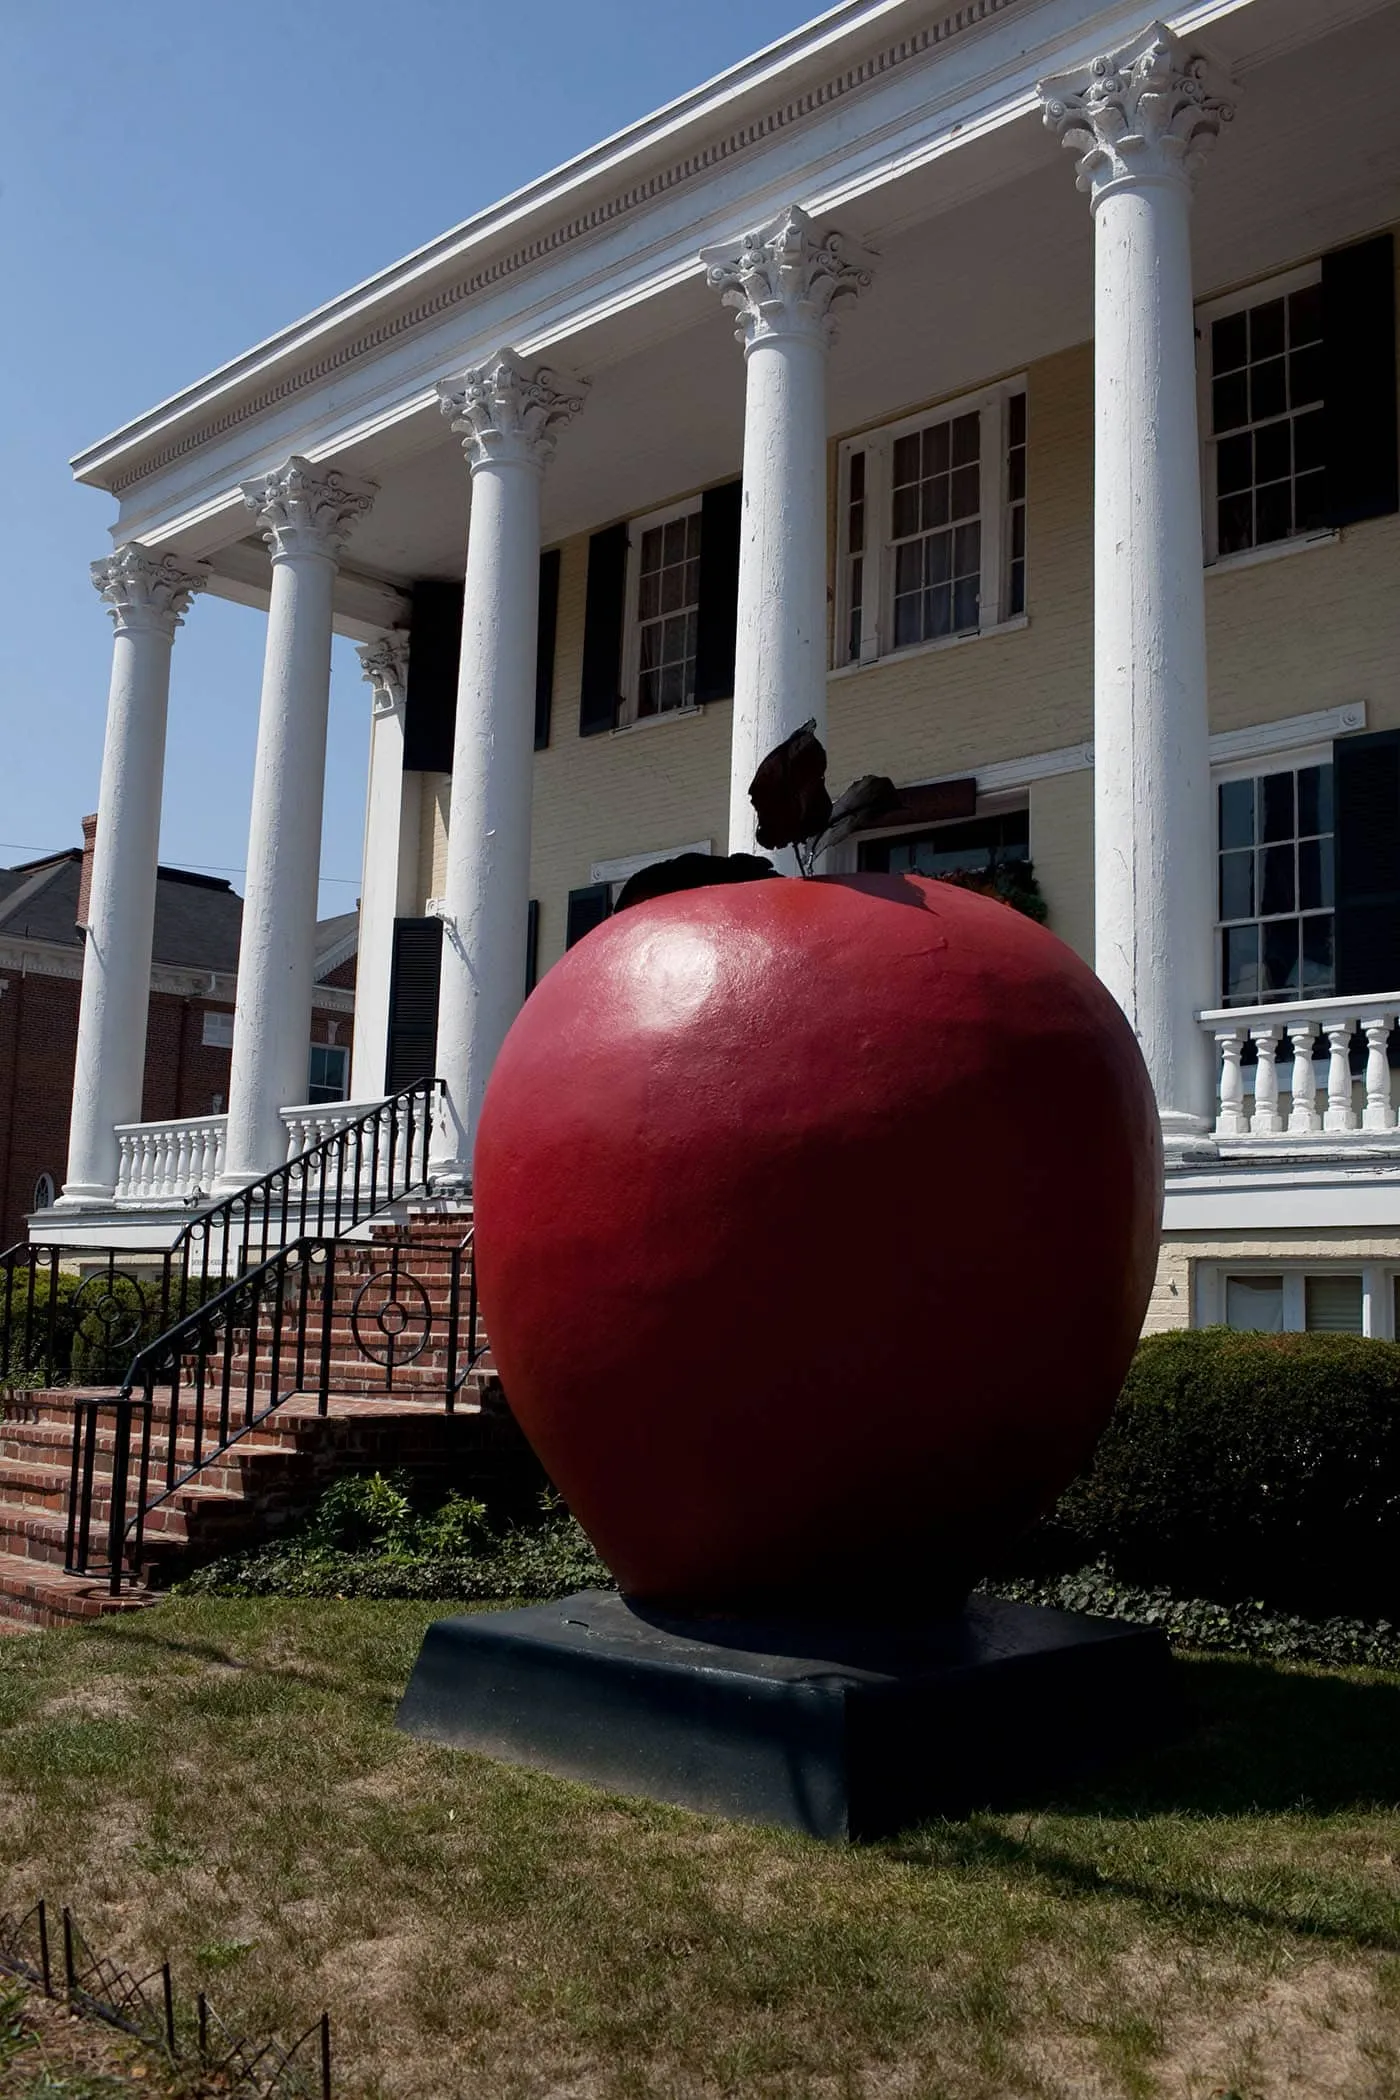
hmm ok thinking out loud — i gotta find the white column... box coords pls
[59,547,207,1206]
[1040,26,1235,1156]
[350,632,417,1099]
[220,457,375,1187]
[429,351,585,1183]
[702,207,872,866]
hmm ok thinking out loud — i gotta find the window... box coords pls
[31,1173,56,1212]
[1217,759,1334,1004]
[1201,267,1325,560]
[859,807,1029,878]
[307,1043,349,1105]
[837,382,1027,667]
[624,502,701,722]
[1223,1270,1364,1335]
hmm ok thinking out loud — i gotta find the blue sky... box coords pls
[1,0,811,917]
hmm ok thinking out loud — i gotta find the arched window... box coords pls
[32,1172,57,1212]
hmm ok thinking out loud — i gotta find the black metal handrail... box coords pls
[0,1078,441,1392]
[66,1223,488,1592]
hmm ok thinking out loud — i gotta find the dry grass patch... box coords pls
[0,1600,1396,2099]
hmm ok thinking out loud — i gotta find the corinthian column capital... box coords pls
[241,455,377,561]
[91,544,208,637]
[1038,21,1236,203]
[357,631,410,715]
[438,349,587,472]
[702,205,874,350]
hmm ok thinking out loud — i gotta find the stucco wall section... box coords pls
[1029,768,1094,964]
[1146,1229,1400,1333]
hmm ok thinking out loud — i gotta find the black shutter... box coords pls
[535,549,561,751]
[403,582,463,772]
[579,523,628,737]
[565,884,612,948]
[385,917,443,1092]
[1334,728,1400,996]
[1323,233,1399,528]
[525,898,540,996]
[694,478,742,704]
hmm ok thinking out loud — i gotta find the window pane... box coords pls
[1220,849,1254,920]
[1259,773,1295,841]
[1301,913,1334,990]
[1254,419,1291,487]
[924,531,952,586]
[849,449,865,502]
[1218,491,1253,555]
[637,669,658,717]
[638,571,660,621]
[1008,559,1025,618]
[924,476,951,531]
[1226,1276,1284,1332]
[1295,471,1327,533]
[1288,281,1322,347]
[1219,777,1255,850]
[1292,408,1325,475]
[1010,506,1026,560]
[1250,358,1287,423]
[924,583,953,639]
[1289,341,1323,409]
[1305,1274,1363,1334]
[1223,923,1260,1004]
[1262,917,1300,996]
[953,575,980,631]
[892,483,920,540]
[1260,843,1296,917]
[1217,432,1253,495]
[1256,479,1293,544]
[926,420,951,475]
[893,589,922,649]
[1213,371,1249,434]
[1298,837,1325,911]
[1213,311,1248,374]
[892,432,921,484]
[662,517,686,565]
[950,465,979,519]
[951,412,979,468]
[952,520,980,577]
[1008,447,1026,501]
[1249,298,1286,361]
[1008,391,1026,445]
[894,541,922,596]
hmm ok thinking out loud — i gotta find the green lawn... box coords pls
[0,1600,1396,2099]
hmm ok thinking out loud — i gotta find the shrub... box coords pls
[1034,1329,1400,1620]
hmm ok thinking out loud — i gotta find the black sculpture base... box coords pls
[396,1590,1174,1840]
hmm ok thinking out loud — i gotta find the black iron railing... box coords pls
[0,1079,440,1391]
[66,1225,487,1592]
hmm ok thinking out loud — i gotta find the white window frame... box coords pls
[307,1042,349,1104]
[1195,1261,1396,1338]
[834,376,1028,672]
[618,495,705,730]
[1211,741,1336,1010]
[1197,261,1331,569]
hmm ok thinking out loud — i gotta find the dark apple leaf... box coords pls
[613,851,777,914]
[813,773,900,855]
[748,720,833,851]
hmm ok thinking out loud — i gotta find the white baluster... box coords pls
[1214,1028,1247,1137]
[136,1131,154,1199]
[1363,1013,1397,1131]
[115,1134,135,1200]
[1287,1024,1320,1134]
[211,1122,227,1186]
[1251,1026,1282,1135]
[1323,1019,1358,1132]
[173,1123,193,1198]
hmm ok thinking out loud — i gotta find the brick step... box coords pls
[0,1551,159,1627]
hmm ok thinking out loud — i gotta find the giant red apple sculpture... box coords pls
[474,864,1162,1619]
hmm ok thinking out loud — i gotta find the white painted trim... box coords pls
[827,613,1029,680]
[1208,702,1365,767]
[314,925,360,980]
[1206,528,1339,577]
[1164,1167,1400,1232]
[591,840,712,887]
[1192,1256,1398,1338]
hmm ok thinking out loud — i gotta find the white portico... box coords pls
[48,0,1400,1314]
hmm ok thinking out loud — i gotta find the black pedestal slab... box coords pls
[396,1590,1174,1840]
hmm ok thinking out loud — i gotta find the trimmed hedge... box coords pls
[1025,1329,1400,1621]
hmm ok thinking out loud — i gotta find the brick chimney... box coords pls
[76,814,98,931]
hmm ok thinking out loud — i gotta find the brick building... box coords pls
[0,820,356,1248]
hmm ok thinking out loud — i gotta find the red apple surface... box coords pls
[473,874,1162,1616]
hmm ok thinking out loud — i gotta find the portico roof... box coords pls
[70,0,1400,626]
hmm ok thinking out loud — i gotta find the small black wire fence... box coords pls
[0,1898,331,2097]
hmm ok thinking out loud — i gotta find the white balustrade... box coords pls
[1200,995,1400,1142]
[279,1098,389,1161]
[113,1114,228,1202]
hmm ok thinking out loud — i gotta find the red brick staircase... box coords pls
[0,1212,539,1628]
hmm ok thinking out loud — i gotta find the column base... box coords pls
[52,1184,117,1210]
[1158,1108,1218,1166]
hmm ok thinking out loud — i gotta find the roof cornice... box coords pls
[72,0,1022,497]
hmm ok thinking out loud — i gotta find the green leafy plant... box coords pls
[1011,1329,1400,1620]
